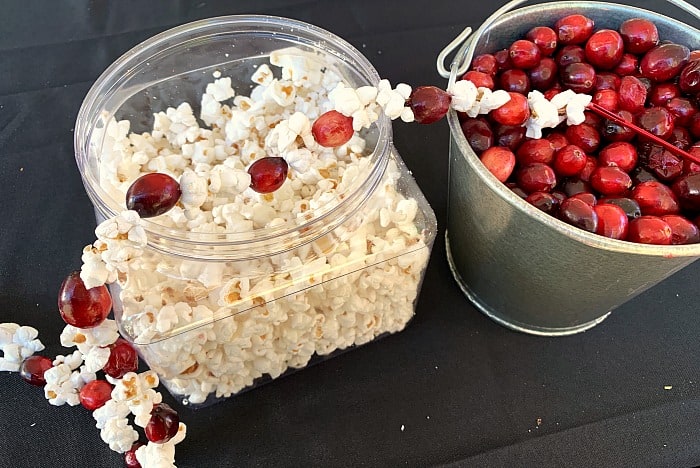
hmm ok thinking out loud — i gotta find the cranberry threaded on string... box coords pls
[58,271,112,328]
[145,403,180,444]
[79,379,113,410]
[125,442,145,468]
[102,338,139,379]
[312,110,354,147]
[126,173,181,218]
[19,355,53,387]
[408,86,451,124]
[248,157,289,194]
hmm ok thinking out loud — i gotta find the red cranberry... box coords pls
[599,142,638,172]
[516,163,557,193]
[565,124,600,154]
[311,110,353,146]
[618,76,647,113]
[79,379,113,411]
[582,111,603,130]
[600,197,642,220]
[570,192,597,206]
[555,14,595,45]
[579,156,598,182]
[691,113,700,139]
[126,173,181,218]
[509,40,542,69]
[593,89,619,112]
[661,215,700,244]
[594,203,629,239]
[499,69,530,94]
[631,181,680,215]
[559,197,598,232]
[527,26,558,56]
[648,82,680,106]
[528,58,558,91]
[463,71,494,90]
[471,54,498,76]
[508,183,529,199]
[526,191,560,215]
[644,147,683,182]
[631,165,660,185]
[590,166,632,196]
[408,86,451,124]
[19,355,53,387]
[562,178,592,197]
[561,62,596,94]
[494,49,513,71]
[553,144,587,177]
[555,45,586,68]
[546,132,569,152]
[585,29,624,70]
[102,338,139,379]
[613,54,639,76]
[494,124,526,151]
[248,157,288,194]
[58,272,112,329]
[672,172,700,211]
[627,216,673,244]
[691,50,700,61]
[595,72,621,91]
[679,60,700,94]
[619,18,659,55]
[636,107,675,140]
[146,403,180,444]
[461,118,493,155]
[491,92,530,126]
[666,97,697,127]
[601,110,636,142]
[125,442,145,468]
[480,147,516,182]
[640,43,691,82]
[516,139,555,166]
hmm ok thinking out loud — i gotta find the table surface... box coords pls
[1,0,700,467]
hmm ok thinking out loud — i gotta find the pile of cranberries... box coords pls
[460,14,700,245]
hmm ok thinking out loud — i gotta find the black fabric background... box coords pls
[1,1,699,466]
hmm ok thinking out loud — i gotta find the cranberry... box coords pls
[585,29,624,70]
[494,49,513,71]
[491,92,530,126]
[19,355,53,387]
[528,58,558,91]
[480,147,516,182]
[125,442,145,468]
[672,173,700,211]
[553,144,587,177]
[527,26,558,56]
[79,379,113,411]
[679,60,700,94]
[555,45,586,68]
[590,166,632,196]
[407,86,451,124]
[516,163,557,193]
[58,271,112,329]
[599,142,637,173]
[630,165,660,185]
[661,215,700,244]
[618,76,647,113]
[583,111,603,130]
[601,110,636,142]
[665,97,697,127]
[508,183,529,199]
[562,178,592,197]
[558,197,598,233]
[692,50,700,61]
[102,338,139,379]
[499,69,530,94]
[579,156,598,182]
[471,54,498,76]
[619,18,659,55]
[509,40,542,70]
[311,110,353,146]
[546,132,569,152]
[555,14,595,45]
[613,54,639,77]
[648,82,680,106]
[248,157,288,194]
[637,107,675,140]
[463,71,494,90]
[560,62,596,94]
[565,124,600,154]
[593,89,619,112]
[600,197,642,220]
[594,203,629,239]
[631,181,680,216]
[639,43,690,82]
[691,113,700,139]
[627,216,673,245]
[461,118,493,155]
[526,191,560,215]
[644,147,683,182]
[571,192,597,206]
[595,72,621,91]
[494,124,526,151]
[126,173,181,218]
[146,403,180,444]
[516,139,555,166]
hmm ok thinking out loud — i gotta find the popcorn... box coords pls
[135,424,187,468]
[100,417,139,453]
[525,91,561,139]
[0,324,44,371]
[550,89,593,126]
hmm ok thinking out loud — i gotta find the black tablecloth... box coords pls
[1,1,699,467]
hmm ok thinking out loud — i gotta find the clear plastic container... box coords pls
[74,15,437,406]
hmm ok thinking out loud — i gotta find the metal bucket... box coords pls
[441,0,700,336]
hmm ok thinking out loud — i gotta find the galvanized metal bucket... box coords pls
[440,0,700,336]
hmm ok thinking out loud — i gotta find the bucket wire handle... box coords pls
[436,0,700,80]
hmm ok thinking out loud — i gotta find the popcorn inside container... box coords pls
[74,15,437,406]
